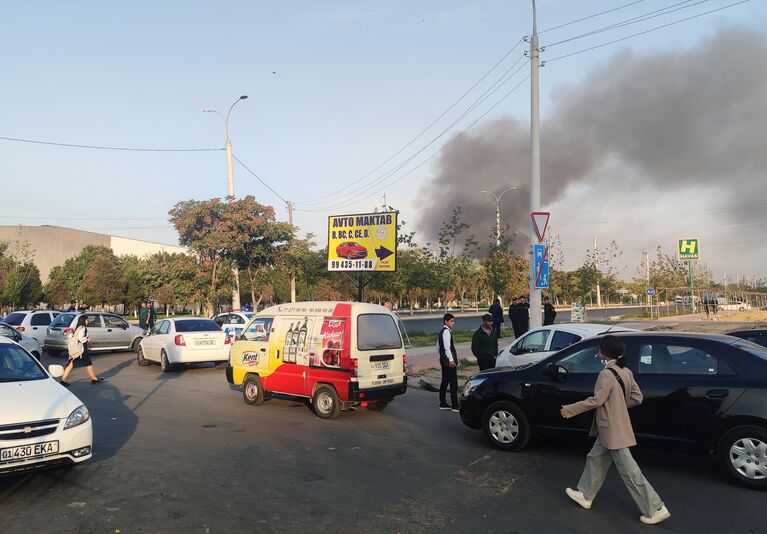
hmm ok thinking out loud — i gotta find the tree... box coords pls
[157,284,176,315]
[3,263,42,308]
[77,256,126,306]
[436,206,477,308]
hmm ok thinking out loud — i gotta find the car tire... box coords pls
[312,385,341,419]
[718,425,767,488]
[481,401,531,452]
[160,350,174,373]
[366,401,389,411]
[136,346,150,367]
[131,338,142,353]
[242,375,265,406]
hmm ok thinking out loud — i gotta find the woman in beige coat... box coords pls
[560,335,670,525]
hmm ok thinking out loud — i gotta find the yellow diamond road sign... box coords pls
[677,238,700,260]
[327,212,397,272]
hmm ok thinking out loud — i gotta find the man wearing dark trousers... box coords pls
[438,313,459,412]
[488,298,504,338]
[472,313,498,371]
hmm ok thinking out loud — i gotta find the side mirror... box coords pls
[48,364,64,378]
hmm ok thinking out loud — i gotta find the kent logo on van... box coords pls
[226,302,408,419]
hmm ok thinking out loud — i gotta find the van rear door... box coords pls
[354,313,405,390]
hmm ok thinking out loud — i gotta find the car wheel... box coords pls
[131,338,142,353]
[482,401,531,451]
[719,425,767,488]
[366,401,389,411]
[160,350,174,373]
[136,346,150,367]
[739,307,745,311]
[242,375,265,406]
[312,385,341,419]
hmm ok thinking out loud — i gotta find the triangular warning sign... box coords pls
[531,212,550,242]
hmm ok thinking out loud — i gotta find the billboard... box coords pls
[327,212,397,272]
[677,238,700,260]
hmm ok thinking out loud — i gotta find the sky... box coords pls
[1,1,764,283]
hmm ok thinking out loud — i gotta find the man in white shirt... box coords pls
[437,313,459,412]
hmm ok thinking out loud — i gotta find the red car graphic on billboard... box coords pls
[335,242,367,259]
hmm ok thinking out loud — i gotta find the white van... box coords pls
[226,302,408,418]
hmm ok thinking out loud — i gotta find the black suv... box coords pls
[459,332,767,488]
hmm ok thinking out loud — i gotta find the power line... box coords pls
[546,0,750,63]
[231,153,288,205]
[0,135,223,152]
[538,1,646,34]
[293,38,527,206]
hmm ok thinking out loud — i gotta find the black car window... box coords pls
[732,340,767,362]
[550,331,581,351]
[519,330,550,353]
[741,335,767,348]
[85,313,102,327]
[214,315,228,327]
[638,343,722,375]
[30,313,52,326]
[242,318,273,342]
[357,314,402,350]
[556,342,603,374]
[51,313,78,328]
[175,319,220,332]
[3,312,26,326]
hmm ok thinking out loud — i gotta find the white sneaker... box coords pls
[565,487,592,510]
[640,505,670,525]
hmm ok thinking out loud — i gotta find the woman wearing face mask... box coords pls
[560,335,670,525]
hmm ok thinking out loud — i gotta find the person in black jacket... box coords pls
[518,295,530,335]
[471,314,498,370]
[437,313,459,412]
[543,296,557,326]
[509,296,520,338]
[488,299,504,338]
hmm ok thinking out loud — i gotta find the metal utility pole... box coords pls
[594,236,602,307]
[481,187,517,247]
[287,201,296,303]
[204,95,248,311]
[528,0,542,329]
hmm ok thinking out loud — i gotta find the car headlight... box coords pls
[64,405,90,430]
[462,377,486,396]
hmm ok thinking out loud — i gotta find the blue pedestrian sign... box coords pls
[534,244,549,289]
[646,287,656,297]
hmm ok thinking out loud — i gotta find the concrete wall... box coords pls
[0,225,186,284]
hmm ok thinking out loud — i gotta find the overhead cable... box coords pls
[231,153,288,204]
[0,135,223,152]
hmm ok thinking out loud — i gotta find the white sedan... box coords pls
[212,311,255,342]
[496,323,637,368]
[0,321,42,360]
[0,337,92,475]
[137,318,230,372]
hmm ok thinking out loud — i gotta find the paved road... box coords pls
[1,350,762,533]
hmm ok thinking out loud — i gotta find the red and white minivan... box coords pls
[226,302,408,418]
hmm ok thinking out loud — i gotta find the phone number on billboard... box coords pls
[330,260,374,269]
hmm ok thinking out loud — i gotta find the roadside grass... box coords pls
[404,327,515,348]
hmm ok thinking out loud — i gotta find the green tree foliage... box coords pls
[77,255,126,306]
[2,263,42,308]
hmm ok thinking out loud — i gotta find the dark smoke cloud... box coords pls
[417,26,767,248]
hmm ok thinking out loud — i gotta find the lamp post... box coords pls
[203,94,248,310]
[481,187,517,247]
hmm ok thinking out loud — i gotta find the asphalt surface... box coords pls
[1,350,763,533]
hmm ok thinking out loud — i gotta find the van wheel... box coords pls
[160,351,174,373]
[136,346,150,367]
[482,401,531,452]
[719,425,767,488]
[366,401,389,411]
[242,375,265,406]
[312,385,341,419]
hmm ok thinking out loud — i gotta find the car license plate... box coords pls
[195,339,215,346]
[0,441,59,461]
[370,361,391,370]
[370,378,395,386]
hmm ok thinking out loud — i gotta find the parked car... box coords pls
[0,336,93,475]
[0,321,42,360]
[727,329,767,348]
[3,310,60,346]
[44,312,144,357]
[137,318,230,372]
[718,301,752,312]
[335,241,367,259]
[496,324,637,368]
[459,332,767,488]
[212,311,255,342]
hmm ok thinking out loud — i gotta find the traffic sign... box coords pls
[677,238,700,260]
[534,243,549,289]
[646,288,656,297]
[531,212,550,242]
[327,212,398,272]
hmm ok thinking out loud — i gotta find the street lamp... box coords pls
[203,94,248,310]
[203,94,248,198]
[481,187,517,247]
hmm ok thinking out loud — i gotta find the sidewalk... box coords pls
[406,338,516,372]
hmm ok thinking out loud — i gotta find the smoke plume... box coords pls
[417,26,767,250]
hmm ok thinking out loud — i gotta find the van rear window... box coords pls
[357,314,402,351]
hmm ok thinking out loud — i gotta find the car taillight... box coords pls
[63,328,74,336]
[351,358,358,378]
[224,335,232,345]
[16,326,25,332]
[174,335,186,346]
[403,354,408,372]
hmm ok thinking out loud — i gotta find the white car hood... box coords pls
[496,350,554,368]
[0,379,84,425]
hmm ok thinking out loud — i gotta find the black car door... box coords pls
[627,336,746,449]
[523,339,604,436]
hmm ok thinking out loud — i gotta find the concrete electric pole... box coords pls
[528,0,542,329]
[287,201,296,303]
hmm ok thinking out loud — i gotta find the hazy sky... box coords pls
[2,1,764,281]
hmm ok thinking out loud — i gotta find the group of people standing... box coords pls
[138,301,156,332]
